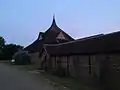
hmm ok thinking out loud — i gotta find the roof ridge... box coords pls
[44,34,104,47]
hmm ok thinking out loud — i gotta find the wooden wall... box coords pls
[100,54,120,90]
[30,52,40,68]
[39,53,120,90]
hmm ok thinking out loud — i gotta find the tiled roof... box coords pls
[24,17,74,53]
[24,39,43,53]
[44,31,120,56]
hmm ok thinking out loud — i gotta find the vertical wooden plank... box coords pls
[66,56,69,76]
[88,55,91,75]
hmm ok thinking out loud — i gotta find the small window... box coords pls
[56,32,66,40]
[39,35,42,40]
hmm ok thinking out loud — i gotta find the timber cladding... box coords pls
[102,54,120,90]
[39,31,120,90]
[30,52,39,64]
[43,55,101,83]
[41,53,120,90]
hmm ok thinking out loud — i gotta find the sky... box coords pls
[0,0,120,47]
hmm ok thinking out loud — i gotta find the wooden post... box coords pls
[66,56,69,76]
[88,56,92,75]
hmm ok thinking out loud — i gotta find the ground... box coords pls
[0,61,103,90]
[0,62,69,90]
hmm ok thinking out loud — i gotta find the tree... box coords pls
[0,36,5,59]
[0,36,5,50]
[2,44,24,60]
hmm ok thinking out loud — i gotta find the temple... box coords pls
[24,16,74,68]
[24,16,120,90]
[24,16,74,53]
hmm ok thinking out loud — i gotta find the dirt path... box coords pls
[0,63,67,90]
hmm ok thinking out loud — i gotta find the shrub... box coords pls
[12,51,31,65]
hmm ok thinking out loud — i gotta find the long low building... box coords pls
[44,31,120,55]
[24,16,120,90]
[40,31,120,90]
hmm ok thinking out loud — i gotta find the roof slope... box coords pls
[24,39,43,53]
[44,31,120,55]
[42,17,74,44]
[24,16,74,53]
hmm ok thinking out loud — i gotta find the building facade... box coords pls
[24,16,74,68]
[40,31,120,90]
[24,17,120,90]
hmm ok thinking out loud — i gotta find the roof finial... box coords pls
[53,14,55,20]
[51,14,57,26]
[49,14,58,30]
[53,14,56,23]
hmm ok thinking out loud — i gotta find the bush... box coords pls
[12,51,31,65]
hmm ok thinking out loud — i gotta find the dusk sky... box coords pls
[0,0,120,46]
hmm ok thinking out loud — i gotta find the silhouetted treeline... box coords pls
[0,36,23,60]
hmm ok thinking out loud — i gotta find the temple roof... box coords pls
[42,16,74,43]
[24,16,74,53]
[44,31,120,56]
[49,15,58,30]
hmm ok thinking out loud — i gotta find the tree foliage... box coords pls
[0,36,5,50]
[1,44,24,60]
[0,36,24,60]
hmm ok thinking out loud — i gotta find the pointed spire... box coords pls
[51,14,57,27]
[48,14,59,30]
[53,14,55,20]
